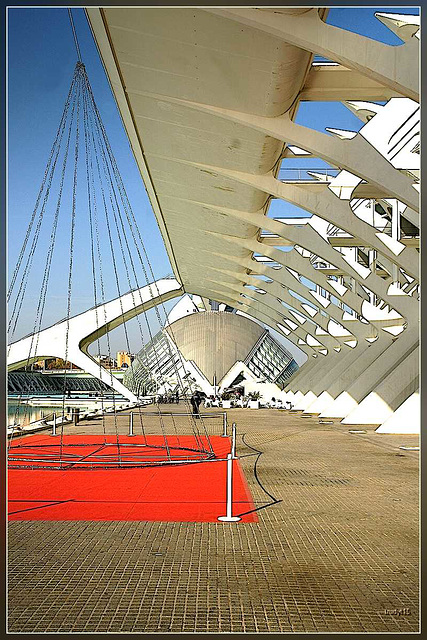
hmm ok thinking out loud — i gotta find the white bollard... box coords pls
[218,454,241,522]
[51,413,57,437]
[231,422,237,459]
[221,412,228,437]
[128,412,134,436]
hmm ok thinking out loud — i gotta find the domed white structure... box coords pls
[124,295,298,397]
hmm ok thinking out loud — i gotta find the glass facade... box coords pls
[125,319,300,395]
[245,333,298,386]
[123,331,188,396]
[8,371,113,395]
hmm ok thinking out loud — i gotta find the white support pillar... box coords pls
[342,346,419,425]
[293,391,318,412]
[218,454,241,523]
[211,248,374,337]
[391,199,401,285]
[128,412,134,437]
[207,220,418,317]
[320,328,417,419]
[221,412,228,438]
[149,100,419,213]
[376,391,419,434]
[296,349,346,396]
[219,170,418,276]
[307,336,389,414]
[231,423,237,459]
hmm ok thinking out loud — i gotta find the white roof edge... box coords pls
[85,8,183,286]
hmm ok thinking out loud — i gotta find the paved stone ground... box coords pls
[8,407,419,633]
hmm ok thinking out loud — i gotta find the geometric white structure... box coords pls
[8,278,183,402]
[375,391,420,434]
[123,293,299,398]
[86,8,419,432]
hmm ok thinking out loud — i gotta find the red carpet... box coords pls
[8,435,258,523]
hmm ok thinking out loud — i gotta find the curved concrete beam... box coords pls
[204,8,419,101]
[8,279,184,402]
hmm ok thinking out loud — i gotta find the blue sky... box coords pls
[7,7,417,360]
[8,7,175,356]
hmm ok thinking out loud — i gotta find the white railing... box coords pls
[278,167,340,182]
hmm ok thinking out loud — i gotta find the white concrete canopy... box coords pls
[84,7,419,432]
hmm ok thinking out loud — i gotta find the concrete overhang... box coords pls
[86,7,328,314]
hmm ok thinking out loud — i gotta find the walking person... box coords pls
[190,390,202,418]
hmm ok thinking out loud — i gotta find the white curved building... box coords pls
[83,8,418,432]
[124,296,299,397]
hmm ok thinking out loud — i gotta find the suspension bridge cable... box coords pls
[8,55,216,466]
[86,91,165,445]
[91,103,211,453]
[9,69,80,435]
[86,67,198,450]
[85,79,200,424]
[88,100,140,462]
[85,70,176,448]
[86,96,125,448]
[84,85,120,440]
[60,67,83,467]
[82,81,108,443]
[68,8,82,62]
[21,85,79,429]
[89,99,200,418]
[7,74,78,338]
[7,74,77,302]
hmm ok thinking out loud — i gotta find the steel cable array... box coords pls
[8,56,216,468]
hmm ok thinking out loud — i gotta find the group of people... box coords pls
[203,395,221,408]
[157,391,180,404]
[156,389,206,416]
[157,389,293,412]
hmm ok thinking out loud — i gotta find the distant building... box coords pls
[124,295,298,397]
[94,354,117,369]
[117,351,133,368]
[34,358,81,371]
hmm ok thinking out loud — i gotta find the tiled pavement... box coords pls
[8,408,419,633]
